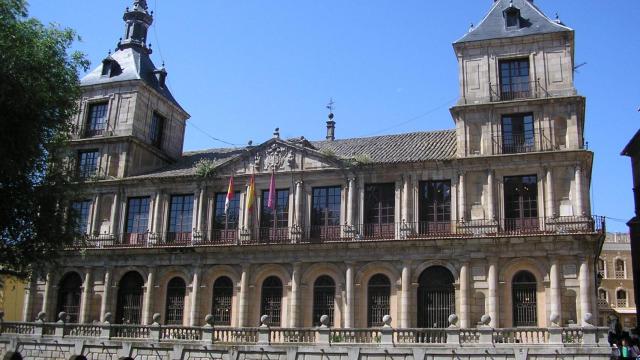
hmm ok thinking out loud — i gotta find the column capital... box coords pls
[295,179,304,186]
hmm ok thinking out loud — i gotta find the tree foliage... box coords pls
[0,0,89,275]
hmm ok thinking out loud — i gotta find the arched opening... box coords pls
[512,271,537,327]
[115,271,144,324]
[417,266,455,328]
[596,258,605,278]
[616,289,628,308]
[367,274,390,327]
[212,276,233,325]
[312,275,335,326]
[56,272,82,323]
[165,277,186,325]
[615,259,625,279]
[598,288,609,307]
[261,276,283,326]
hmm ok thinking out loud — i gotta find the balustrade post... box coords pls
[150,313,161,341]
[258,315,270,345]
[548,313,563,344]
[478,315,493,345]
[100,312,112,339]
[581,313,597,345]
[202,314,214,343]
[445,314,460,345]
[317,315,330,344]
[380,315,394,345]
[54,312,67,337]
[34,312,46,337]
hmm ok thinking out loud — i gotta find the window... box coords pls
[165,277,186,325]
[167,194,194,243]
[213,192,240,244]
[512,271,537,327]
[86,102,108,137]
[417,266,455,328]
[598,289,609,308]
[616,290,628,308]
[505,8,520,28]
[310,186,341,241]
[504,175,538,231]
[56,273,82,323]
[597,258,606,279]
[115,271,144,324]
[125,197,150,245]
[77,150,100,179]
[499,58,530,101]
[212,277,233,326]
[419,181,451,234]
[615,259,625,279]
[501,114,535,153]
[261,276,283,326]
[364,183,395,239]
[71,200,92,235]
[367,274,391,327]
[312,276,335,326]
[260,189,289,243]
[150,112,164,148]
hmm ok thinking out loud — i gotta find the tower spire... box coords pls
[117,0,154,54]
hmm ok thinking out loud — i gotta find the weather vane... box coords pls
[326,97,335,113]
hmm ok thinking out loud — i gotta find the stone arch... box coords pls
[203,265,241,326]
[416,266,455,328]
[250,264,291,327]
[155,267,190,324]
[499,258,547,327]
[355,262,400,287]
[115,271,145,324]
[164,277,187,325]
[354,263,400,328]
[56,271,83,323]
[113,267,149,286]
[412,261,459,283]
[300,263,344,327]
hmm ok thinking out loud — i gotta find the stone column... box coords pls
[402,177,410,222]
[92,194,102,234]
[460,262,470,328]
[79,269,93,323]
[142,268,155,325]
[22,276,36,321]
[110,192,120,235]
[238,264,250,327]
[458,172,466,221]
[400,262,411,328]
[579,257,592,322]
[487,170,495,220]
[487,259,499,327]
[575,165,584,216]
[347,178,356,226]
[189,268,200,326]
[295,181,304,227]
[345,263,355,328]
[198,188,206,232]
[41,272,52,321]
[153,191,163,234]
[290,263,301,327]
[100,269,111,321]
[546,167,556,218]
[550,258,562,324]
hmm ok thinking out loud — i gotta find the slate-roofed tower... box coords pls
[450,0,585,158]
[69,0,189,179]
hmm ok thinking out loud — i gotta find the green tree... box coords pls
[0,0,88,275]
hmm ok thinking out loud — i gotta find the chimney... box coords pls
[326,113,335,141]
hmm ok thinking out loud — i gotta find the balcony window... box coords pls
[616,290,628,308]
[150,112,164,148]
[260,189,289,243]
[419,180,451,235]
[597,258,606,279]
[125,197,150,245]
[504,175,538,232]
[71,200,92,235]
[598,289,609,308]
[364,183,395,239]
[501,113,535,154]
[499,58,530,101]
[77,150,99,179]
[615,259,625,279]
[310,186,341,242]
[213,192,240,244]
[167,194,194,243]
[85,102,108,137]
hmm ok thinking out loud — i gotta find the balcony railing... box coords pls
[68,216,604,250]
[489,79,549,102]
[615,270,625,279]
[492,130,554,155]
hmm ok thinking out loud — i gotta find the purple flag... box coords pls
[267,171,276,209]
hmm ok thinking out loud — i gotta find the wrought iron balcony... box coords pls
[492,131,554,155]
[489,79,549,102]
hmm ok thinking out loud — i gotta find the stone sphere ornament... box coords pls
[320,315,330,327]
[152,313,161,324]
[205,314,215,326]
[583,312,593,326]
[480,314,491,326]
[36,311,46,321]
[448,314,459,327]
[382,315,392,327]
[58,311,68,322]
[260,314,270,326]
[103,312,113,323]
[549,312,560,326]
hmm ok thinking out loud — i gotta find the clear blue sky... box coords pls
[28,1,638,231]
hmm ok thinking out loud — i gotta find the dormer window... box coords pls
[100,58,121,78]
[505,7,521,29]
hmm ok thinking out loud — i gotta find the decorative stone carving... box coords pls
[263,144,293,171]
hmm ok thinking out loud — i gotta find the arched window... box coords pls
[165,277,186,325]
[116,271,144,324]
[512,271,537,327]
[212,276,233,325]
[598,289,609,308]
[617,290,628,308]
[615,259,625,279]
[313,276,335,326]
[367,274,390,327]
[56,272,82,323]
[597,258,606,278]
[261,276,283,326]
[417,266,455,328]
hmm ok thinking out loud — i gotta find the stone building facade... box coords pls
[21,0,605,331]
[623,129,640,329]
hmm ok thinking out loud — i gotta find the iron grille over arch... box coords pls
[56,272,83,323]
[212,276,233,325]
[512,271,537,327]
[165,277,186,325]
[417,266,455,328]
[367,274,391,327]
[261,276,283,326]
[312,275,336,326]
[115,271,144,324]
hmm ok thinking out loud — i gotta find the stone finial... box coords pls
[273,128,280,139]
[582,312,594,327]
[152,313,161,325]
[382,315,392,328]
[58,311,68,323]
[36,311,46,322]
[448,314,459,328]
[103,312,113,324]
[204,314,215,327]
[260,314,270,327]
[319,315,330,328]
[480,314,491,326]
[550,312,560,327]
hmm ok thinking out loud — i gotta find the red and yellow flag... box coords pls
[224,176,234,214]
[246,174,256,212]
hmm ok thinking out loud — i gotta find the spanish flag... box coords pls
[224,176,234,215]
[246,174,256,212]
